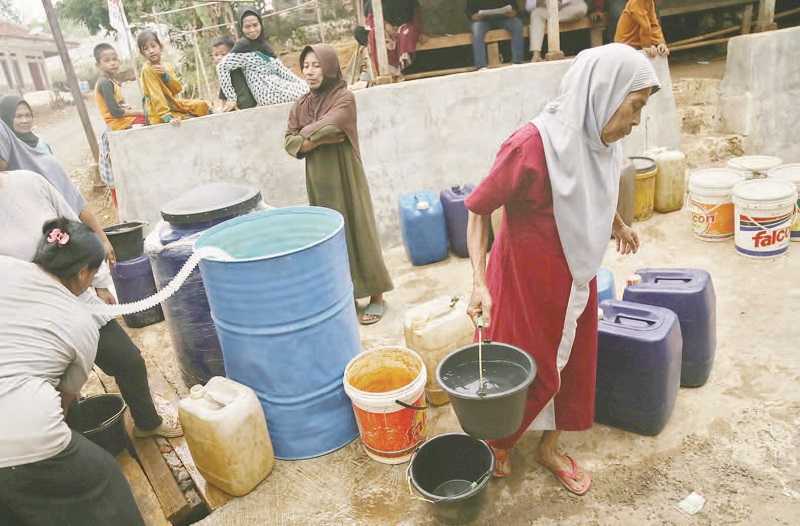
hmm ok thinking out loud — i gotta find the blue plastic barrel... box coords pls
[399,191,449,266]
[623,268,716,387]
[195,207,360,460]
[110,255,164,328]
[440,185,474,258]
[597,300,683,436]
[597,268,616,304]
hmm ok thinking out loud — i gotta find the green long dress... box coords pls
[285,125,394,299]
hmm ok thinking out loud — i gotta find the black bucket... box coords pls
[103,221,146,262]
[437,342,536,440]
[408,433,494,524]
[66,394,129,456]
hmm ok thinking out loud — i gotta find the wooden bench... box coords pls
[404,16,606,80]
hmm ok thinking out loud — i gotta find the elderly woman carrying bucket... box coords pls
[465,44,660,495]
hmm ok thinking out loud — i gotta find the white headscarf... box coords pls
[532,44,660,285]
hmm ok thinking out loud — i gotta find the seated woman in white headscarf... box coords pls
[464,43,660,494]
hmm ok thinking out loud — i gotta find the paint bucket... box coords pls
[631,157,657,222]
[103,221,147,262]
[408,433,494,525]
[767,163,800,241]
[688,168,745,241]
[437,342,536,440]
[727,155,783,180]
[732,180,797,258]
[66,394,129,456]
[344,347,427,464]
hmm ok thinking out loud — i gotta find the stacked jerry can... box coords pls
[596,300,682,436]
[399,185,476,266]
[596,268,717,436]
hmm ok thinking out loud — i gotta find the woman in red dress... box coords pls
[465,44,661,495]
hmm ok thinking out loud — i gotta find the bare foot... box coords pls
[491,446,511,478]
[535,448,591,495]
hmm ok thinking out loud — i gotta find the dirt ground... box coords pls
[38,57,800,525]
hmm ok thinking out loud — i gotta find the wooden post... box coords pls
[41,0,100,163]
[370,0,392,81]
[316,0,326,43]
[756,0,776,32]
[545,0,564,60]
[356,0,365,25]
[741,4,754,34]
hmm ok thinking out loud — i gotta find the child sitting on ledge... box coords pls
[136,30,210,126]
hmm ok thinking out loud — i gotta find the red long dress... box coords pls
[465,124,598,450]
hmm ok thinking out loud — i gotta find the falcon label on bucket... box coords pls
[733,180,797,258]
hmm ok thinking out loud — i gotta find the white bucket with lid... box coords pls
[727,155,783,179]
[732,180,797,258]
[688,168,745,241]
[767,163,800,241]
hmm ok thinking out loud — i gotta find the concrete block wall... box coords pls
[720,26,800,163]
[110,56,679,247]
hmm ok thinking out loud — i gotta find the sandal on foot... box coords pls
[360,301,386,326]
[544,455,591,496]
[491,447,512,478]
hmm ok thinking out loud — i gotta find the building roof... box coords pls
[0,21,79,57]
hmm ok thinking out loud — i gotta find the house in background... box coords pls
[0,20,78,94]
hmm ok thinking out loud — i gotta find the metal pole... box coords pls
[316,0,326,43]
[545,0,564,60]
[370,0,391,80]
[41,0,99,162]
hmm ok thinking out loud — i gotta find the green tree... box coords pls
[58,0,197,35]
[0,0,22,24]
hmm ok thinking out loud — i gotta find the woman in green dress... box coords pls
[285,44,393,325]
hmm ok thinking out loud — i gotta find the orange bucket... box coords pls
[344,347,427,464]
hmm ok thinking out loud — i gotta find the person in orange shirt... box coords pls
[614,0,669,58]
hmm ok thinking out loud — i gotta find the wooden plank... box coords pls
[402,66,475,81]
[130,435,192,524]
[169,439,232,511]
[143,363,233,511]
[84,369,107,396]
[118,450,170,526]
[94,366,120,394]
[659,0,755,18]
[670,36,733,52]
[416,17,602,52]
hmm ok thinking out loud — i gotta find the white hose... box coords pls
[87,246,233,318]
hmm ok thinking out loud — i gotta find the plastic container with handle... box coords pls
[179,377,274,496]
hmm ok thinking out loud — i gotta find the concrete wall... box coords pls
[110,56,679,247]
[720,26,800,163]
